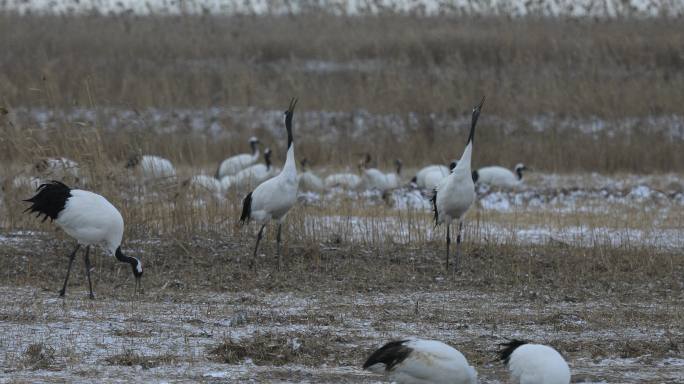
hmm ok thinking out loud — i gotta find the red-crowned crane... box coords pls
[472,163,528,188]
[431,97,485,271]
[126,154,176,179]
[499,340,571,384]
[24,181,143,299]
[215,137,260,179]
[240,98,298,269]
[363,339,478,384]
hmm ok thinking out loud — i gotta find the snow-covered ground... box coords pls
[0,285,680,383]
[1,0,682,17]
[5,106,684,143]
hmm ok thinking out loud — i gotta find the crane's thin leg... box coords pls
[59,244,81,297]
[276,223,282,270]
[445,224,451,271]
[83,246,94,299]
[455,221,463,272]
[250,224,266,270]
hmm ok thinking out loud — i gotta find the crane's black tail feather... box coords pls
[498,339,528,365]
[239,191,253,224]
[23,180,72,222]
[363,340,412,371]
[430,189,438,226]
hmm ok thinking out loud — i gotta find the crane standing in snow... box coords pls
[240,98,299,270]
[431,97,485,271]
[24,181,143,299]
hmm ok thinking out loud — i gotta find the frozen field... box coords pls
[1,172,682,383]
[0,263,681,383]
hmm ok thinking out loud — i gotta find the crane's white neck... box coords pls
[455,141,472,173]
[282,144,297,179]
[251,148,260,161]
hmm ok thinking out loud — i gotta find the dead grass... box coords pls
[0,13,683,172]
[209,331,362,367]
[105,350,179,369]
[22,343,56,371]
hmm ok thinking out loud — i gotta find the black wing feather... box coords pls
[23,180,72,222]
[363,340,412,371]
[498,339,528,365]
[239,191,253,224]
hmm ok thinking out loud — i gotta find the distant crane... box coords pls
[498,340,571,384]
[126,154,176,179]
[24,181,143,299]
[298,158,324,192]
[215,137,260,179]
[240,98,299,269]
[431,97,485,271]
[382,159,403,190]
[361,155,403,191]
[414,160,457,190]
[324,171,362,190]
[233,148,277,189]
[363,339,478,384]
[186,174,224,198]
[34,157,80,179]
[472,163,528,188]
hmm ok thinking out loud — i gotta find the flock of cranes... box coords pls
[17,97,571,383]
[364,338,570,384]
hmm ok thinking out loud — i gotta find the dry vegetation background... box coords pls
[1,10,683,172]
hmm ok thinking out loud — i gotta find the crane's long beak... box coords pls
[288,97,298,112]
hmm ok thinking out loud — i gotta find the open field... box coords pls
[1,3,684,383]
[1,170,683,382]
[0,232,682,382]
[1,9,684,172]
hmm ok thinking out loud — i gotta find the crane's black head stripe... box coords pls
[395,159,402,175]
[363,340,412,371]
[285,97,297,149]
[498,339,528,366]
[126,154,141,168]
[214,161,223,179]
[516,167,524,180]
[431,189,438,225]
[467,96,485,145]
[115,246,143,278]
[264,149,272,170]
[23,180,72,222]
[239,191,253,224]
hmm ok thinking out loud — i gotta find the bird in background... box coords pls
[431,96,485,271]
[126,154,176,179]
[472,163,529,188]
[24,181,143,299]
[240,98,299,270]
[215,136,261,179]
[298,158,324,192]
